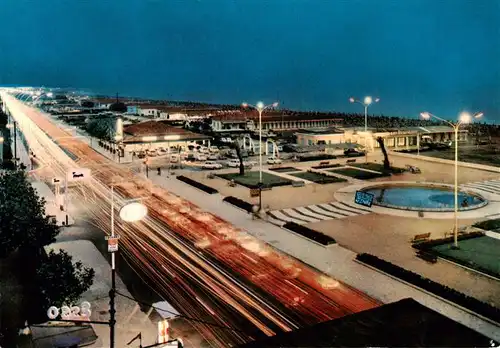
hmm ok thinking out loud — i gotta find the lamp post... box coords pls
[241,101,279,184]
[420,111,483,249]
[349,96,380,132]
[109,186,148,348]
[241,101,278,213]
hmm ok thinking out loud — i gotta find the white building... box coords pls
[296,126,468,152]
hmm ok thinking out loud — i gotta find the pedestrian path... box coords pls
[267,201,372,226]
[461,179,500,196]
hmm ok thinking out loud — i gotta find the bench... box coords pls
[292,181,306,187]
[319,161,330,166]
[346,159,357,164]
[410,232,431,243]
[416,250,437,264]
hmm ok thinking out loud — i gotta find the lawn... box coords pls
[422,146,500,167]
[350,162,405,174]
[268,166,300,173]
[217,171,293,188]
[430,236,500,277]
[328,167,389,180]
[289,171,347,184]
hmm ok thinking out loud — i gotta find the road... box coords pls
[2,92,381,347]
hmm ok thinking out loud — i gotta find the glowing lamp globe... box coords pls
[272,102,279,108]
[459,112,472,124]
[420,112,431,120]
[364,96,373,105]
[119,202,148,222]
[349,97,355,103]
[256,101,265,110]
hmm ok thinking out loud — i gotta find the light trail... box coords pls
[1,92,382,347]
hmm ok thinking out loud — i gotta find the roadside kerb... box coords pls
[354,259,500,328]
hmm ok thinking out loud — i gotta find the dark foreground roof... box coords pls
[30,323,98,348]
[237,298,495,348]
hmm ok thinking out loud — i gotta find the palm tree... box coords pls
[376,136,391,171]
[229,139,245,176]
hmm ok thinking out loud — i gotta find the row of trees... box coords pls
[0,168,94,345]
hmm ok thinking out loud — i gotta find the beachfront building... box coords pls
[296,126,468,152]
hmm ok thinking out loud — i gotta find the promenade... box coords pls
[148,172,500,341]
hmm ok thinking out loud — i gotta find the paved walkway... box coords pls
[267,201,370,226]
[31,181,75,226]
[148,173,500,341]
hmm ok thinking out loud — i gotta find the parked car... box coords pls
[158,147,167,155]
[170,154,179,163]
[207,154,218,161]
[226,159,240,168]
[209,146,219,153]
[227,159,253,168]
[137,151,146,159]
[146,150,158,157]
[196,154,208,161]
[202,161,223,170]
[267,157,282,165]
[344,148,365,157]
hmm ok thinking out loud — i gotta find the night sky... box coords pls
[0,0,499,121]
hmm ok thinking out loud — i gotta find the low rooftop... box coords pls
[123,120,210,142]
[237,298,494,348]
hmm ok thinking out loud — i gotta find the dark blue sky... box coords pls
[1,0,499,121]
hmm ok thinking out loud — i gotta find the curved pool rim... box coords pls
[360,182,488,212]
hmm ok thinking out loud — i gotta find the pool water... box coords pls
[363,185,485,211]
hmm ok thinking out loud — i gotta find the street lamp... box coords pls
[241,101,279,185]
[420,111,483,249]
[109,186,148,348]
[349,96,380,132]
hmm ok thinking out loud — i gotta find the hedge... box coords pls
[283,222,336,246]
[356,253,500,324]
[176,176,218,194]
[297,154,337,162]
[473,218,500,231]
[222,196,253,212]
[311,163,341,169]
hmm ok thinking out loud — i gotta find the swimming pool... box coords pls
[362,184,487,212]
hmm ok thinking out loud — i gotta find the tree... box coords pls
[229,139,245,175]
[0,170,59,258]
[81,100,95,108]
[35,249,94,308]
[376,136,391,171]
[109,102,127,112]
[85,117,117,141]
